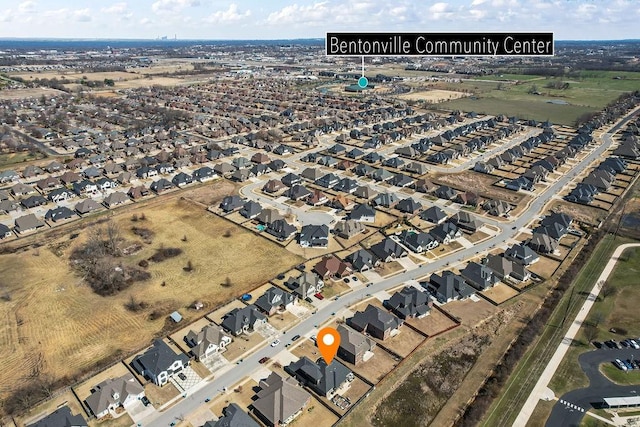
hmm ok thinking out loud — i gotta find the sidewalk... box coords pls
[514,243,640,427]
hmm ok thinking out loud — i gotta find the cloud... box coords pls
[266,2,331,26]
[204,4,251,24]
[470,0,487,5]
[74,8,92,22]
[18,1,36,13]
[152,0,200,15]
[0,9,13,22]
[101,2,128,14]
[428,2,453,20]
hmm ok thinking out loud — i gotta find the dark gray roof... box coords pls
[383,286,431,319]
[27,405,87,427]
[348,304,402,336]
[460,262,499,290]
[369,237,407,261]
[221,305,266,334]
[131,339,189,378]
[420,206,447,223]
[346,248,376,271]
[285,357,353,397]
[204,403,260,427]
[255,287,296,314]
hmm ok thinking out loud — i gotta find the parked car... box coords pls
[592,341,602,349]
[352,276,359,281]
[291,334,301,341]
[271,339,281,347]
[614,359,628,371]
[629,339,640,349]
[277,274,286,280]
[605,340,620,349]
[625,360,635,370]
[178,372,187,381]
[314,292,324,300]
[621,340,631,348]
[141,396,150,406]
[259,356,270,364]
[343,277,350,283]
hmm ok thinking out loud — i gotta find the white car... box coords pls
[271,339,281,347]
[630,339,640,349]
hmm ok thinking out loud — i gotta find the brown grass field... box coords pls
[445,298,498,327]
[0,198,302,401]
[398,89,470,102]
[405,307,459,336]
[481,283,520,304]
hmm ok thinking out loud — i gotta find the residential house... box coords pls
[349,204,376,223]
[504,243,540,266]
[353,185,377,200]
[73,180,98,196]
[267,219,297,241]
[398,230,438,253]
[48,188,75,203]
[221,305,267,336]
[484,199,512,217]
[337,324,376,365]
[434,185,457,200]
[455,191,481,207]
[369,238,408,263]
[460,262,499,290]
[75,199,102,215]
[255,287,297,316]
[185,324,232,361]
[420,206,447,224]
[396,197,422,214]
[333,219,365,239]
[0,223,12,239]
[130,339,190,387]
[262,179,286,194]
[84,373,145,419]
[44,206,75,223]
[21,195,48,209]
[316,173,340,188]
[127,185,150,200]
[450,211,483,232]
[284,272,324,299]
[333,178,359,194]
[11,183,36,197]
[36,176,62,192]
[329,194,355,211]
[388,173,415,188]
[313,255,352,279]
[383,286,431,319]
[371,193,399,209]
[287,184,312,201]
[307,189,329,206]
[252,372,311,427]
[171,172,193,187]
[346,248,378,272]
[15,214,45,233]
[485,254,531,282]
[285,357,354,398]
[347,304,403,340]
[240,201,262,219]
[220,195,245,213]
[528,231,559,254]
[430,222,461,244]
[281,173,301,187]
[192,166,217,182]
[103,191,129,208]
[96,177,118,191]
[203,404,260,427]
[299,224,330,248]
[27,406,87,427]
[425,271,475,303]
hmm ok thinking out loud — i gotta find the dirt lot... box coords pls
[0,198,301,401]
[350,347,399,384]
[432,170,526,205]
[481,283,520,304]
[398,89,470,102]
[375,326,425,358]
[445,297,498,327]
[406,307,459,336]
[222,333,265,362]
[548,199,607,226]
[0,87,67,100]
[375,261,405,278]
[208,379,258,418]
[527,256,561,279]
[145,382,180,407]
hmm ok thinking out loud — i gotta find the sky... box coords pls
[0,0,638,40]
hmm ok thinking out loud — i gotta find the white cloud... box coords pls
[266,2,331,26]
[470,0,487,6]
[469,9,488,20]
[101,2,128,14]
[152,0,200,15]
[74,8,91,22]
[1,9,13,22]
[18,1,36,13]
[204,4,251,24]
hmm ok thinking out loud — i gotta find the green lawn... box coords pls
[482,235,634,427]
[600,363,640,386]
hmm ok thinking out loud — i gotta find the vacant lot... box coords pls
[445,298,497,327]
[406,307,458,337]
[433,170,526,206]
[350,347,398,384]
[398,89,470,102]
[0,198,302,404]
[481,283,519,305]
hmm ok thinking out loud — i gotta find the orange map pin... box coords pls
[317,327,341,364]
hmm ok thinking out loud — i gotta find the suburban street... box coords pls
[139,109,636,427]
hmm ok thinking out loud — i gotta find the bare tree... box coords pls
[584,324,598,343]
[599,281,618,301]
[105,221,121,256]
[591,311,605,327]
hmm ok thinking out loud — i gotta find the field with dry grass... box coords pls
[398,89,470,102]
[0,198,302,402]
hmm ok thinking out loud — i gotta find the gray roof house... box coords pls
[425,271,475,303]
[252,372,311,427]
[372,192,399,208]
[346,248,378,272]
[337,324,376,365]
[287,184,312,201]
[75,199,102,215]
[430,222,461,244]
[485,254,531,282]
[396,197,422,214]
[383,286,431,319]
[267,219,297,241]
[131,339,190,387]
[528,232,559,254]
[15,214,46,234]
[204,403,260,427]
[284,271,324,299]
[285,357,355,398]
[84,373,144,419]
[333,219,365,239]
[240,201,262,219]
[185,324,232,361]
[45,206,75,223]
[221,305,267,336]
[0,223,12,239]
[349,203,376,223]
[398,230,438,253]
[27,405,87,427]
[347,304,403,340]
[504,243,540,265]
[255,287,297,316]
[460,262,499,290]
[450,211,483,232]
[369,237,408,263]
[420,206,447,224]
[299,224,329,248]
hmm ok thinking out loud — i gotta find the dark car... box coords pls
[343,277,350,283]
[291,334,301,341]
[305,297,313,303]
[592,341,602,349]
[605,340,619,349]
[141,396,150,406]
[259,356,270,364]
[178,372,187,381]
[277,273,286,280]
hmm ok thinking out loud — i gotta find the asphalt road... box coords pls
[142,114,632,426]
[546,347,640,427]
